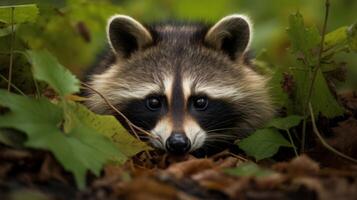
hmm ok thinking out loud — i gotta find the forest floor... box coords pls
[0,91,357,200]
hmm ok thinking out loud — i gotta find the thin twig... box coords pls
[0,74,25,96]
[81,82,155,159]
[286,129,298,157]
[80,82,155,139]
[7,7,15,92]
[308,103,357,163]
[301,0,330,152]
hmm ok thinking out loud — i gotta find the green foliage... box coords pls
[0,41,149,189]
[26,50,80,96]
[238,128,292,161]
[0,4,38,24]
[324,26,348,50]
[74,102,151,158]
[225,162,275,177]
[0,0,356,177]
[16,1,121,73]
[287,12,344,118]
[0,129,26,147]
[0,25,16,37]
[348,22,357,52]
[293,68,344,117]
[0,90,123,188]
[287,12,320,65]
[267,115,303,130]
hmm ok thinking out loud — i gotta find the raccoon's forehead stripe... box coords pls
[170,70,185,130]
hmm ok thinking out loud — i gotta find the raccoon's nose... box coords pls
[166,132,191,155]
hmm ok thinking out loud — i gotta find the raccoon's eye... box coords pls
[146,96,162,111]
[193,97,208,110]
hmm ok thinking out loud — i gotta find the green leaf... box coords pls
[347,22,357,52]
[26,50,80,96]
[0,25,16,37]
[324,26,348,50]
[0,90,124,188]
[292,68,344,117]
[0,4,38,24]
[267,115,303,130]
[268,66,293,112]
[72,103,151,158]
[225,162,275,177]
[0,128,26,147]
[287,12,321,65]
[238,128,292,161]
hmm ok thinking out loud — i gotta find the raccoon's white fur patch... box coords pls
[150,115,206,151]
[150,118,172,149]
[183,117,206,151]
[182,66,268,103]
[86,65,174,114]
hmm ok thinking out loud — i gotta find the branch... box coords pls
[7,7,15,92]
[0,74,25,96]
[80,82,157,140]
[309,103,357,164]
[301,0,330,152]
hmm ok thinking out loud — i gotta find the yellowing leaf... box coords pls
[0,4,38,24]
[71,103,151,158]
[348,22,357,52]
[324,26,348,49]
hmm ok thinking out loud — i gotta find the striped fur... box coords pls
[85,14,274,155]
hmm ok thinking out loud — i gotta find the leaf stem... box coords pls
[0,74,25,96]
[308,103,357,164]
[286,129,298,157]
[301,0,330,153]
[7,7,15,92]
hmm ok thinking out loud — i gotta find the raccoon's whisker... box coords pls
[204,119,238,130]
[206,135,237,140]
[206,127,252,133]
[205,139,234,145]
[205,136,236,142]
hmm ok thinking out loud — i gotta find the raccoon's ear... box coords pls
[107,15,153,58]
[204,14,251,60]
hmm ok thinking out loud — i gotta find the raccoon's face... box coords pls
[86,14,274,155]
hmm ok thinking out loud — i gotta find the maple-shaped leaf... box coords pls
[0,90,125,188]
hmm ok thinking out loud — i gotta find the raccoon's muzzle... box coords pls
[166,131,191,154]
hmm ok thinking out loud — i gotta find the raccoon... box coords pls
[85,14,274,156]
